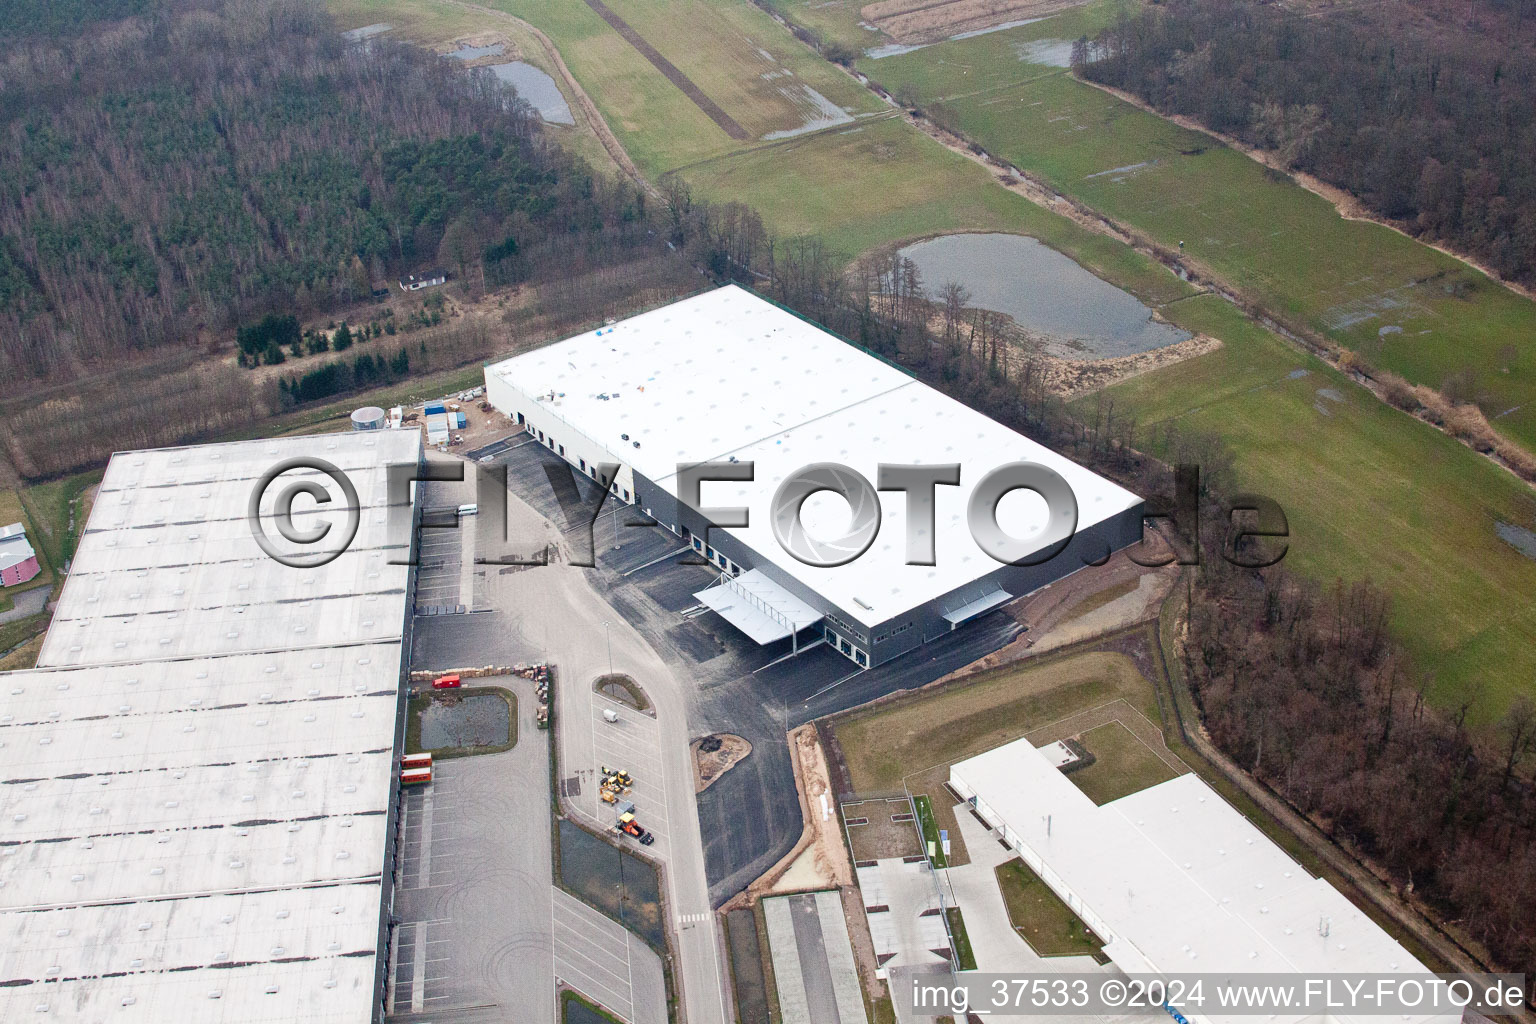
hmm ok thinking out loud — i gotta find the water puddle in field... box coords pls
[896,232,1190,358]
[486,62,574,124]
[1496,522,1536,561]
[763,86,855,140]
[864,16,1046,58]
[1086,160,1156,181]
[1012,38,1075,66]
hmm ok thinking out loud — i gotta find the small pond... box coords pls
[487,62,575,125]
[896,232,1191,358]
[418,693,510,750]
[558,819,665,948]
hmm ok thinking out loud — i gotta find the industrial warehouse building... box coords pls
[485,285,1144,667]
[0,431,422,1022]
[950,739,1457,1024]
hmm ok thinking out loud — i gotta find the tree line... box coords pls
[0,0,685,477]
[1078,0,1536,286]
[0,0,647,384]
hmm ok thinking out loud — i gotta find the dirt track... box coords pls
[580,0,748,140]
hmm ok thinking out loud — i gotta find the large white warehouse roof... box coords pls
[485,285,1141,626]
[0,430,421,1022]
[951,739,1453,1024]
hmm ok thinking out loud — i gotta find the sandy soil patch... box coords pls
[437,30,522,64]
[863,0,1087,44]
[725,725,854,908]
[1036,331,1222,399]
[691,733,752,793]
[945,547,1177,678]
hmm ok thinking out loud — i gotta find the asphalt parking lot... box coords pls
[386,676,556,1024]
[583,698,672,852]
[552,889,667,1024]
[414,527,464,613]
[477,438,1020,904]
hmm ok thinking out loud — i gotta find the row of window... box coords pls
[824,611,866,644]
[690,537,740,575]
[825,626,868,667]
[873,622,912,643]
[520,423,634,502]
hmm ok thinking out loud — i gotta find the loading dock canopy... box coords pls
[695,569,822,644]
[941,586,1012,625]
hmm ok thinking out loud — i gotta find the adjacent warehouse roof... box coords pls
[486,285,1141,627]
[951,739,1454,1024]
[0,430,421,1022]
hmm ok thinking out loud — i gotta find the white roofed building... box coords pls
[485,285,1144,667]
[0,430,422,1022]
[949,738,1458,1024]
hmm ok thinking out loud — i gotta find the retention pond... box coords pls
[487,62,574,125]
[897,232,1189,358]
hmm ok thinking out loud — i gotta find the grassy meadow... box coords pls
[677,114,1191,303]
[1100,295,1536,718]
[859,21,1536,451]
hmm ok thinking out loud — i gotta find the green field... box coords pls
[463,0,884,174]
[593,0,881,136]
[1068,721,1179,805]
[913,794,948,867]
[858,20,1536,451]
[945,907,977,971]
[678,114,1192,301]
[994,858,1106,959]
[1096,294,1536,718]
[833,651,1164,792]
[756,0,872,50]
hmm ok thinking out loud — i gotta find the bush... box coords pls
[821,40,858,65]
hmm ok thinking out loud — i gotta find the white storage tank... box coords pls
[350,406,386,431]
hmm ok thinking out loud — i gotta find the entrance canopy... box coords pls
[940,586,1012,625]
[694,569,822,645]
